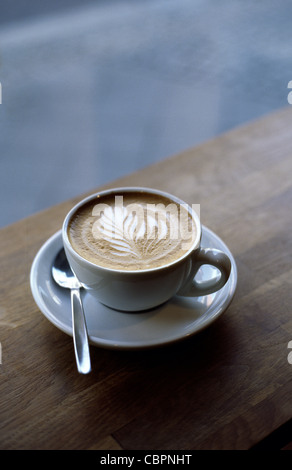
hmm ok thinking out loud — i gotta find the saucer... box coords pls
[30,227,237,350]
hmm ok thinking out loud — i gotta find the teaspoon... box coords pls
[52,248,91,374]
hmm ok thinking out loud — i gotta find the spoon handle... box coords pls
[71,288,91,374]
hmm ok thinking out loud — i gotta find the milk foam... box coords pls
[68,193,197,270]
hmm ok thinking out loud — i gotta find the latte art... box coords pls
[68,192,197,271]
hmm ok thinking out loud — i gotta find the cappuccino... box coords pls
[68,191,197,271]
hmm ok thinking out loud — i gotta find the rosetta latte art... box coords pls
[68,193,197,270]
[91,203,182,260]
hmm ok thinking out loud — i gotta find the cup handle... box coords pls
[177,248,232,297]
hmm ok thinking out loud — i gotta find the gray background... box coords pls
[0,0,291,227]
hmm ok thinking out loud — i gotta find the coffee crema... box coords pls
[68,192,197,271]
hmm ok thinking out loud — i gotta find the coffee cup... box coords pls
[62,187,231,312]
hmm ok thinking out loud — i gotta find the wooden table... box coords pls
[1,106,292,450]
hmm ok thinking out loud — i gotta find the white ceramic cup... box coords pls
[62,187,232,312]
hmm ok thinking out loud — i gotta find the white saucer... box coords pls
[30,227,237,350]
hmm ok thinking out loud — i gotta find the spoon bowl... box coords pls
[52,249,81,289]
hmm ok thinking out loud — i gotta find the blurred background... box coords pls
[0,0,291,227]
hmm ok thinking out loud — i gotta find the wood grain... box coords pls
[1,106,292,449]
